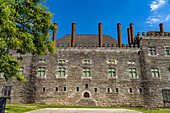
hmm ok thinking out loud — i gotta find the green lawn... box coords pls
[5,104,170,113]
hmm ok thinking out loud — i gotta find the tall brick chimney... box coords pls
[159,23,164,33]
[53,22,57,47]
[127,28,131,47]
[71,22,76,47]
[99,22,103,47]
[117,23,122,48]
[130,23,134,43]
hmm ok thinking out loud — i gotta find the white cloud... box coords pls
[165,15,170,21]
[150,0,166,11]
[146,15,170,26]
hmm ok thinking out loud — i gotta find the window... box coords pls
[38,67,45,77]
[39,59,46,63]
[162,89,170,103]
[129,88,133,93]
[129,61,135,64]
[107,88,111,93]
[58,67,66,77]
[108,68,116,77]
[139,88,142,94]
[83,60,90,64]
[33,87,36,92]
[58,59,66,64]
[18,67,24,76]
[56,87,58,92]
[165,47,170,56]
[64,87,66,92]
[116,88,119,93]
[1,85,12,97]
[149,47,157,55]
[85,84,88,88]
[129,68,137,78]
[76,87,79,91]
[0,71,4,78]
[94,88,97,92]
[83,68,91,77]
[42,87,46,92]
[108,60,116,64]
[151,68,160,77]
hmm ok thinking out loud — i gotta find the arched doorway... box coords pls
[84,92,90,98]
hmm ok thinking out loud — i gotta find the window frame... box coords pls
[108,67,117,78]
[37,67,46,78]
[82,68,91,78]
[82,59,92,64]
[151,68,160,78]
[56,66,67,78]
[39,59,46,63]
[162,89,170,103]
[128,60,136,64]
[58,59,66,64]
[148,47,157,56]
[129,68,138,79]
[107,59,117,64]
[164,46,170,57]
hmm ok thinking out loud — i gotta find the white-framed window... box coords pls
[107,88,112,93]
[18,67,24,76]
[129,88,133,93]
[128,60,135,64]
[39,59,46,63]
[57,67,66,77]
[83,68,91,77]
[151,68,160,77]
[94,88,98,93]
[129,68,137,78]
[58,59,66,64]
[165,47,170,56]
[38,67,46,78]
[108,68,116,77]
[42,87,46,92]
[149,47,157,55]
[107,59,116,64]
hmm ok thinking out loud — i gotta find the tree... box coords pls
[0,0,56,81]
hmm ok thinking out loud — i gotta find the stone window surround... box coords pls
[76,87,80,92]
[106,88,112,93]
[128,88,133,94]
[115,88,119,93]
[94,87,99,93]
[37,66,47,78]
[164,46,170,57]
[128,60,136,65]
[151,68,161,78]
[107,59,117,64]
[39,59,47,63]
[81,67,92,79]
[82,59,93,64]
[128,67,138,79]
[58,59,68,64]
[42,87,46,92]
[108,67,118,78]
[138,88,143,94]
[56,66,68,78]
[148,46,158,56]
[55,87,59,92]
[82,90,92,99]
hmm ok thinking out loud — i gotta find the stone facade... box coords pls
[0,25,170,107]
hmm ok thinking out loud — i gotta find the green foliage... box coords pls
[0,0,56,81]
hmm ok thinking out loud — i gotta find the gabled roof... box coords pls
[56,34,118,47]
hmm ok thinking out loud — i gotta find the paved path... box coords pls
[26,108,143,113]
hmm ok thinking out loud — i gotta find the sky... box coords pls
[43,0,170,44]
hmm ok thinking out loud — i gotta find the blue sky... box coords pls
[43,0,170,44]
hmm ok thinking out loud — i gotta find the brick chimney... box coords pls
[99,22,103,47]
[117,23,122,48]
[127,28,131,47]
[130,23,134,43]
[53,22,57,47]
[71,22,76,47]
[159,23,164,33]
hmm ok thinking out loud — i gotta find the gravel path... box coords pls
[26,108,143,113]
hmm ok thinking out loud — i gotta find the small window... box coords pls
[108,60,116,64]
[94,88,97,92]
[33,87,36,92]
[76,87,79,91]
[64,87,66,92]
[0,71,4,78]
[58,60,66,64]
[1,85,12,97]
[18,67,24,76]
[39,59,46,63]
[129,61,135,64]
[162,89,170,103]
[149,47,157,55]
[107,88,111,93]
[116,88,119,93]
[56,87,58,92]
[58,67,66,77]
[85,84,88,88]
[139,88,142,94]
[38,67,45,77]
[83,60,91,64]
[42,87,46,92]
[165,47,170,56]
[83,68,91,77]
[129,68,137,78]
[108,68,116,77]
[129,88,133,93]
[151,68,160,77]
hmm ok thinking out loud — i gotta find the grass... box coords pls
[5,104,170,113]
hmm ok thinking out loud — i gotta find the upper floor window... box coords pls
[83,68,91,77]
[58,67,66,77]
[128,61,135,64]
[165,47,170,56]
[108,68,116,77]
[129,68,137,78]
[18,67,24,76]
[83,59,91,64]
[107,59,116,64]
[149,47,157,55]
[39,59,46,63]
[58,59,66,64]
[151,68,160,77]
[38,67,45,78]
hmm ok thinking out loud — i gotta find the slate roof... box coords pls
[56,35,118,47]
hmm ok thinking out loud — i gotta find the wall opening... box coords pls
[84,92,90,98]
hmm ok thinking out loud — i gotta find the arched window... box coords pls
[84,92,90,98]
